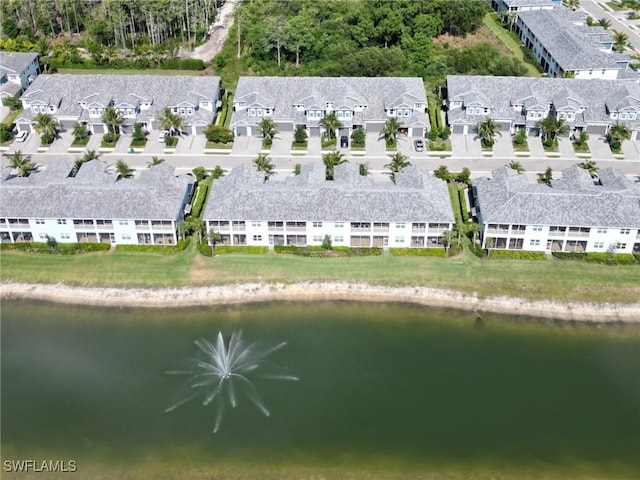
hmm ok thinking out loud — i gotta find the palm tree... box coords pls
[73,149,100,174]
[259,117,278,141]
[613,30,628,51]
[537,166,554,185]
[578,160,599,179]
[606,122,630,151]
[72,122,89,142]
[102,106,124,135]
[597,18,611,30]
[35,38,52,72]
[476,117,500,147]
[536,116,568,146]
[33,113,59,144]
[384,152,411,183]
[177,220,190,241]
[563,0,580,11]
[3,150,37,177]
[380,117,403,146]
[507,161,525,174]
[52,39,80,63]
[115,160,134,179]
[159,108,184,137]
[147,156,165,167]
[322,151,348,180]
[253,153,275,181]
[319,112,342,141]
[359,163,369,176]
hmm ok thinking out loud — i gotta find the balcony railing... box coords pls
[510,230,525,236]
[548,231,566,237]
[286,227,306,232]
[566,232,590,238]
[487,228,509,235]
[412,227,426,233]
[268,227,285,232]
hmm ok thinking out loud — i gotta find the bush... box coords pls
[489,250,547,260]
[0,242,110,254]
[164,136,178,147]
[468,242,486,258]
[213,246,268,255]
[160,58,205,70]
[2,96,21,110]
[458,189,469,223]
[102,133,119,146]
[513,128,527,146]
[389,248,447,257]
[41,133,55,145]
[274,245,381,257]
[0,123,13,142]
[448,244,462,256]
[199,241,213,256]
[211,165,225,179]
[321,136,336,149]
[204,125,234,143]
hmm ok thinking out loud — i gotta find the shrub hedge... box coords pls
[115,238,190,254]
[190,184,209,218]
[489,250,547,260]
[199,241,213,257]
[0,242,110,254]
[274,245,382,257]
[552,251,639,265]
[389,248,447,257]
[468,242,486,258]
[213,246,268,255]
[458,189,469,223]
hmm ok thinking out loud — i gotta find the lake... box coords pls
[1,300,639,479]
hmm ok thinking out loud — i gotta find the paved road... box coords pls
[580,1,640,52]
[11,150,640,181]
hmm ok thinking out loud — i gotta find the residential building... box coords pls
[489,0,560,13]
[0,51,40,100]
[473,166,640,254]
[231,76,428,138]
[16,74,220,136]
[514,8,631,79]
[203,163,453,249]
[0,160,194,245]
[446,75,640,139]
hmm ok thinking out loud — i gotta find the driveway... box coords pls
[492,135,513,158]
[271,131,293,156]
[621,140,640,162]
[173,133,206,155]
[527,136,547,158]
[366,132,387,157]
[231,134,261,157]
[556,137,576,160]
[307,136,321,156]
[587,135,614,161]
[450,134,482,157]
[7,129,39,154]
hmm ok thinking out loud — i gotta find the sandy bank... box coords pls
[2,282,639,322]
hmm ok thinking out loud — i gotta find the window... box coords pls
[251,221,261,228]
[620,228,631,234]
[334,235,344,242]
[35,219,45,224]
[232,221,245,229]
[122,233,131,240]
[532,225,543,232]
[119,220,129,226]
[396,223,405,229]
[60,233,70,240]
[335,222,344,228]
[395,236,405,243]
[530,239,541,246]
[38,233,47,240]
[593,242,605,249]
[313,222,322,228]
[313,235,323,242]
[616,243,627,249]
[253,235,262,241]
[57,219,67,225]
[597,228,607,234]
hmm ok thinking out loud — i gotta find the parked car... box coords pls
[14,130,28,143]
[414,139,424,152]
[340,135,349,148]
[158,130,169,143]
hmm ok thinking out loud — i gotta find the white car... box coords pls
[14,130,28,143]
[158,130,169,143]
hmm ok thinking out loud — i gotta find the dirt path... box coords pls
[179,0,240,62]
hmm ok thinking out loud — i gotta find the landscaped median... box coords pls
[2,244,640,308]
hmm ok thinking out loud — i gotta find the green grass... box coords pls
[206,141,233,149]
[482,14,541,77]
[572,142,590,153]
[2,248,639,304]
[2,107,23,125]
[71,137,90,147]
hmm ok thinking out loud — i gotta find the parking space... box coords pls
[142,134,166,156]
[492,136,513,158]
[586,135,614,160]
[365,132,387,157]
[527,136,546,158]
[8,129,39,154]
[450,134,483,157]
[556,137,576,160]
[112,134,132,154]
[621,140,640,161]
[396,135,415,157]
[307,136,321,156]
[173,133,206,155]
[271,131,293,156]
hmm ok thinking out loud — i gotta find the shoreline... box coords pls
[2,281,639,322]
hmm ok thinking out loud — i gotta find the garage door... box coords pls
[309,127,321,137]
[451,125,465,135]
[366,122,385,133]
[586,124,607,135]
[411,127,424,137]
[235,126,247,136]
[277,122,294,132]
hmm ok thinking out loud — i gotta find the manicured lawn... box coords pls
[2,247,639,304]
[2,107,23,125]
[482,14,541,77]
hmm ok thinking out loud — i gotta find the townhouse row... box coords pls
[2,159,638,255]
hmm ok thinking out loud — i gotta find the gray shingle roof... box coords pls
[474,166,640,228]
[0,51,38,76]
[446,75,640,129]
[20,74,220,125]
[203,163,453,223]
[516,9,630,71]
[0,160,193,220]
[231,76,428,128]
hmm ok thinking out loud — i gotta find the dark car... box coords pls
[340,135,349,148]
[414,139,424,152]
